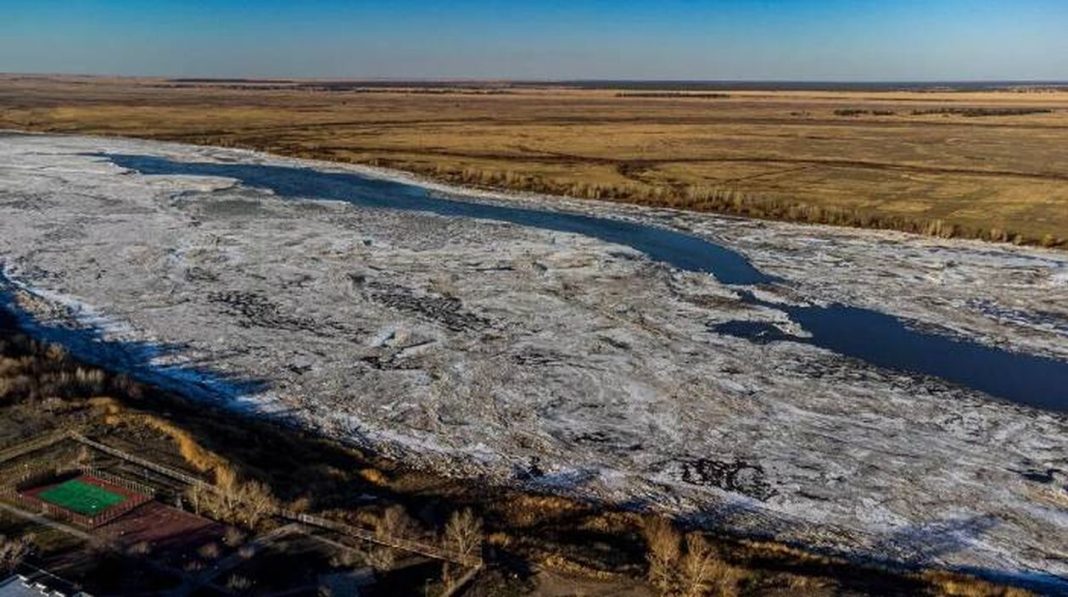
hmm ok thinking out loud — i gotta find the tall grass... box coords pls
[383,162,1064,248]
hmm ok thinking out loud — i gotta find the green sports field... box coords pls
[37,479,126,516]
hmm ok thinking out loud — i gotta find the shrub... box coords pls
[443,508,483,561]
[643,517,681,594]
[641,520,749,597]
[0,535,31,573]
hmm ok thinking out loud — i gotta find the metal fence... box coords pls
[0,431,71,465]
[281,509,483,568]
[77,465,157,499]
[2,465,153,529]
[3,430,483,568]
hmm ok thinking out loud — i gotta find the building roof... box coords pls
[0,575,86,597]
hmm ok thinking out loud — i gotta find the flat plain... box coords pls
[1,75,1067,245]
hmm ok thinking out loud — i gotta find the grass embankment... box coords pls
[1,75,1066,247]
[0,307,1038,595]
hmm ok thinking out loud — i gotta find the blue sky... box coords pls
[1,0,1066,80]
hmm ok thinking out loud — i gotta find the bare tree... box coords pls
[643,517,681,595]
[679,532,745,597]
[214,467,241,514]
[680,533,715,597]
[200,469,277,528]
[439,508,484,591]
[226,574,253,592]
[76,444,91,466]
[376,505,416,541]
[234,480,276,528]
[364,545,396,571]
[362,505,419,573]
[443,508,482,561]
[185,483,206,515]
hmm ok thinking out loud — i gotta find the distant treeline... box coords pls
[563,80,1068,92]
[169,78,296,84]
[910,107,1054,117]
[616,92,730,99]
[833,109,896,116]
[162,78,1068,93]
[318,88,515,95]
[154,82,515,95]
[164,78,514,90]
[833,107,1054,118]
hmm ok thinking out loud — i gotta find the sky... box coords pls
[1,0,1066,81]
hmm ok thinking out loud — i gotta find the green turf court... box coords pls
[37,479,126,516]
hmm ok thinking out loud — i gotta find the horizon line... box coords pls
[3,72,1068,85]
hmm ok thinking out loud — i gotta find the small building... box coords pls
[0,575,88,597]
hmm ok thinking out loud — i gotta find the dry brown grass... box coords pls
[2,75,1066,246]
[96,398,227,474]
[0,337,107,403]
[538,552,628,581]
[922,571,1035,597]
[497,493,587,528]
[358,467,389,486]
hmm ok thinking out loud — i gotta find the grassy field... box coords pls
[37,479,125,516]
[2,75,1067,246]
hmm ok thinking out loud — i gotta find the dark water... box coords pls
[785,305,1066,409]
[104,154,767,286]
[99,153,1068,412]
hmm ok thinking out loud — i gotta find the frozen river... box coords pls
[103,152,1068,411]
[1,133,1066,589]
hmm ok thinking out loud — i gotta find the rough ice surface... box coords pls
[1,133,1066,588]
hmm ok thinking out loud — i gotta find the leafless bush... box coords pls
[643,517,681,594]
[289,496,311,513]
[198,542,221,559]
[0,534,31,573]
[224,526,246,547]
[443,508,483,561]
[364,546,396,571]
[44,343,67,362]
[226,574,254,592]
[680,533,745,597]
[76,444,91,465]
[202,468,278,528]
[376,505,416,541]
[641,520,749,597]
[357,505,420,571]
[184,559,205,572]
[440,508,483,590]
[679,533,714,596]
[329,547,362,568]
